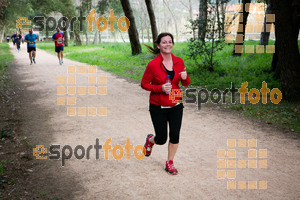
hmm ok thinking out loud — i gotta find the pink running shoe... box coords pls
[165,160,178,175]
[143,134,154,157]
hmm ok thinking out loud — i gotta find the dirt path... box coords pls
[6,43,300,199]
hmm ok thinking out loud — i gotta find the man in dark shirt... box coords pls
[11,31,21,52]
[11,32,16,48]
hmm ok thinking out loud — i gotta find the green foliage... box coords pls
[187,39,225,72]
[0,160,8,176]
[96,0,123,15]
[0,122,14,139]
[0,163,4,176]
[255,0,266,3]
[0,44,13,67]
[186,0,226,71]
[230,100,300,132]
[0,43,13,91]
[77,0,92,14]
[0,0,10,22]
[1,0,33,29]
[186,40,281,90]
[185,18,198,40]
[2,0,78,33]
[30,0,59,16]
[96,0,110,15]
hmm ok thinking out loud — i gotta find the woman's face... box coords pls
[157,35,173,54]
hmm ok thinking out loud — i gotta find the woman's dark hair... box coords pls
[144,32,174,55]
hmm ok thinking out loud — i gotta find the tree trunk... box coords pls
[259,0,273,45]
[113,32,116,42]
[120,0,142,55]
[198,0,208,42]
[145,0,158,47]
[209,20,215,71]
[216,0,221,39]
[232,0,251,56]
[93,31,98,44]
[85,30,89,45]
[270,0,300,101]
[99,31,101,43]
[220,0,226,39]
[179,0,195,38]
[63,30,68,47]
[188,0,196,39]
[0,26,5,43]
[120,31,125,43]
[163,0,179,42]
[92,13,98,44]
[189,0,193,20]
[74,30,82,46]
[70,31,74,41]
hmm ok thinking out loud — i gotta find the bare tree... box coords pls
[145,0,158,47]
[220,0,227,38]
[259,0,274,45]
[163,0,179,41]
[135,1,148,43]
[216,0,221,38]
[120,0,142,55]
[198,0,208,42]
[179,0,195,39]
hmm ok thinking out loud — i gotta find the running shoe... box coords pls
[33,58,36,64]
[165,160,178,175]
[143,134,154,157]
[30,62,33,65]
[61,59,64,64]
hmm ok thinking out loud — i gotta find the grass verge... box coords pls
[0,43,14,90]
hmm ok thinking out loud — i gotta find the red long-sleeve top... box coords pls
[141,53,190,106]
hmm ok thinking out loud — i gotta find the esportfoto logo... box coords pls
[217,139,268,190]
[169,81,282,110]
[33,138,145,166]
[57,65,108,117]
[17,9,129,32]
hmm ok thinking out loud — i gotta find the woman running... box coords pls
[141,32,190,175]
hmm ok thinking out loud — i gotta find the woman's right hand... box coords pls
[162,83,172,93]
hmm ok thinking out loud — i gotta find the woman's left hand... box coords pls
[179,68,187,80]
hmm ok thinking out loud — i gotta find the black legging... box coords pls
[16,42,20,50]
[149,103,183,145]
